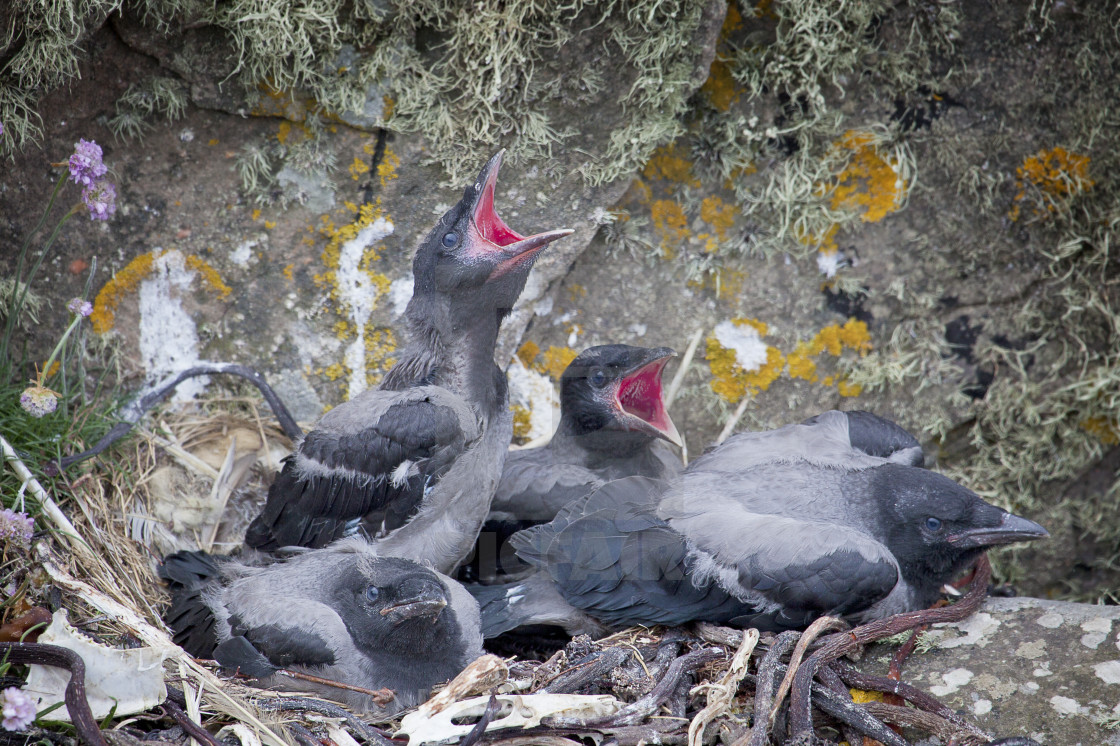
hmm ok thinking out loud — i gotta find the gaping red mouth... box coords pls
[616,356,681,446]
[467,151,573,280]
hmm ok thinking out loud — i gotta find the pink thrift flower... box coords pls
[68,139,107,187]
[0,510,34,548]
[67,297,93,317]
[19,385,58,417]
[81,180,117,221]
[0,687,35,731]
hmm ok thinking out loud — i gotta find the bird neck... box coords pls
[554,418,651,461]
[382,294,507,415]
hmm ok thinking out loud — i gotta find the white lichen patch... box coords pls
[930,668,974,697]
[507,358,559,442]
[1093,660,1120,685]
[1016,639,1048,660]
[138,250,206,403]
[1021,681,1041,694]
[1035,611,1065,629]
[1081,617,1113,649]
[933,612,1001,649]
[713,320,768,371]
[231,234,265,268]
[388,276,414,318]
[1034,662,1054,677]
[337,217,394,398]
[973,699,992,716]
[816,249,843,278]
[1050,695,1081,716]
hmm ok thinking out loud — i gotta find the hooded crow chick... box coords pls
[243,152,572,573]
[492,344,683,523]
[465,344,683,582]
[160,538,483,714]
[473,410,1047,637]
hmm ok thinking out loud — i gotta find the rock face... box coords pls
[871,597,1120,744]
[1,1,1118,600]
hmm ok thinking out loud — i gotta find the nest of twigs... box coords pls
[1,398,1011,746]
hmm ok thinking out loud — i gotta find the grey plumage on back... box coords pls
[243,152,572,572]
[472,410,1048,637]
[161,538,483,714]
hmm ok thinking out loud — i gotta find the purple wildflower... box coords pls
[67,297,93,317]
[81,180,117,221]
[19,385,57,417]
[67,139,107,188]
[0,510,34,548]
[0,687,35,731]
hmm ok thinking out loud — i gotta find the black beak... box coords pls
[947,512,1050,549]
[380,580,448,622]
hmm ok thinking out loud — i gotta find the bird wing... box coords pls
[490,449,605,522]
[511,477,751,627]
[659,467,900,624]
[245,386,478,549]
[690,409,916,473]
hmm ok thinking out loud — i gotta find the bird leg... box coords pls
[787,554,992,744]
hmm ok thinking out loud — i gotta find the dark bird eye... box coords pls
[442,232,458,248]
[365,586,380,602]
[590,369,607,387]
[925,517,942,532]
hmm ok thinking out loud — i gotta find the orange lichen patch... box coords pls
[277,122,292,146]
[382,95,395,121]
[723,0,743,33]
[41,361,61,379]
[628,179,653,206]
[701,56,740,112]
[706,318,785,402]
[651,199,689,256]
[796,223,840,253]
[836,378,863,398]
[849,689,884,704]
[349,156,371,180]
[1082,416,1120,446]
[283,264,295,281]
[786,342,819,382]
[539,345,579,380]
[251,209,262,221]
[92,250,230,333]
[378,147,401,187]
[810,318,872,356]
[512,404,533,440]
[264,220,276,230]
[1010,147,1094,221]
[517,340,541,368]
[755,0,776,20]
[316,200,389,293]
[828,131,906,223]
[700,195,736,241]
[320,362,346,382]
[208,139,219,146]
[642,144,701,188]
[184,256,232,299]
[567,284,588,302]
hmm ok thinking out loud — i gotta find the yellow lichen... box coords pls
[705,318,785,402]
[786,342,819,382]
[378,147,401,187]
[512,404,533,440]
[700,195,736,241]
[701,57,740,112]
[651,199,689,257]
[829,131,906,223]
[809,319,872,357]
[283,264,295,281]
[349,156,370,180]
[642,144,701,188]
[539,345,579,380]
[321,362,346,381]
[363,327,398,387]
[517,340,541,368]
[92,250,230,333]
[1082,416,1120,446]
[1010,146,1094,221]
[849,689,884,704]
[836,378,863,397]
[251,208,262,221]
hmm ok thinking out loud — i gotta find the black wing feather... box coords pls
[246,398,469,549]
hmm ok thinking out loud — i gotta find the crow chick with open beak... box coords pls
[473,410,1048,637]
[243,152,572,573]
[493,344,683,523]
[160,538,482,714]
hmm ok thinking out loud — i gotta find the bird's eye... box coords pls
[442,232,459,248]
[925,517,942,532]
[364,586,380,602]
[590,369,607,387]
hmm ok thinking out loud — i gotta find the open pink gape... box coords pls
[618,357,678,441]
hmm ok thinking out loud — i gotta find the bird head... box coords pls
[337,557,463,658]
[411,150,573,313]
[559,344,683,450]
[875,465,1048,595]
